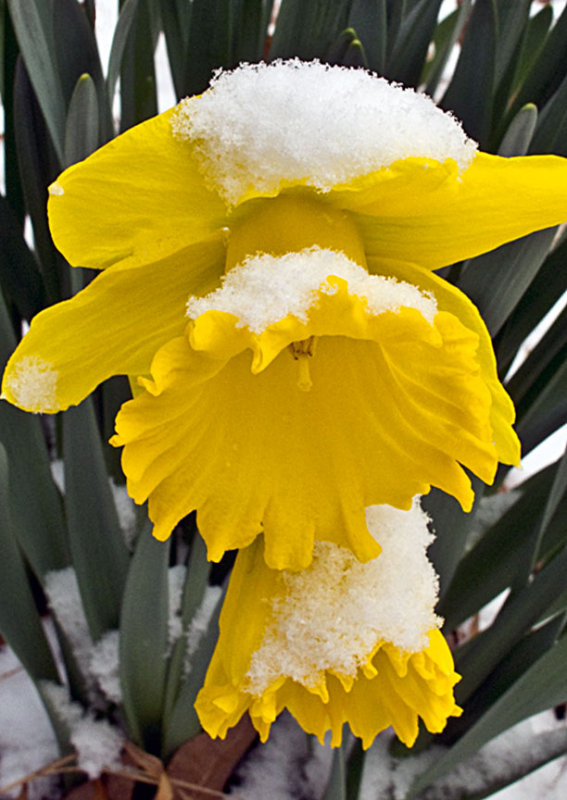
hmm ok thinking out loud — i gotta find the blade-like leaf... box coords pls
[120,526,170,753]
[0,192,45,319]
[323,742,346,800]
[440,0,496,146]
[424,1,471,98]
[63,398,129,641]
[348,0,387,74]
[107,0,141,105]
[387,0,443,88]
[269,0,351,61]
[64,73,100,168]
[7,0,66,162]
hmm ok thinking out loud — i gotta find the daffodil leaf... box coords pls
[233,0,272,63]
[455,537,567,704]
[439,459,563,631]
[182,0,234,97]
[0,443,60,682]
[0,192,45,319]
[495,233,567,373]
[497,103,538,158]
[507,2,567,121]
[162,585,224,758]
[409,632,567,796]
[269,0,351,61]
[13,59,65,304]
[423,1,470,97]
[107,0,142,104]
[160,0,190,99]
[514,354,567,457]
[345,739,365,800]
[323,743,346,800]
[387,0,443,88]
[119,0,158,131]
[63,397,130,641]
[0,288,68,577]
[120,525,170,752]
[348,0,386,74]
[493,0,531,84]
[52,0,112,144]
[2,7,27,225]
[6,0,66,163]
[440,0,496,146]
[64,73,99,169]
[530,71,567,157]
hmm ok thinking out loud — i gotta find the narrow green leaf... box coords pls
[0,443,59,682]
[63,398,129,640]
[119,0,158,131]
[456,537,567,703]
[387,0,443,88]
[346,739,365,800]
[440,0,496,146]
[323,742,346,800]
[0,192,45,319]
[269,0,351,61]
[107,0,141,105]
[182,0,234,97]
[440,465,555,631]
[6,0,65,163]
[457,227,556,338]
[52,0,113,143]
[348,0,387,74]
[495,234,567,374]
[0,288,68,576]
[64,73,99,168]
[163,585,224,758]
[514,356,567,457]
[424,2,471,97]
[2,5,27,225]
[530,71,567,157]
[233,0,271,63]
[423,478,483,600]
[120,527,170,753]
[493,0,531,83]
[497,102,537,157]
[409,633,567,795]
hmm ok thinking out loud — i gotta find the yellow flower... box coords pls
[3,61,567,568]
[195,503,462,749]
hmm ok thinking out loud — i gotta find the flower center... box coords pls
[225,194,367,391]
[225,193,367,272]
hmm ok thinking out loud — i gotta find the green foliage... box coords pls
[2,2,567,798]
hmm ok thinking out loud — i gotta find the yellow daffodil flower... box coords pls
[3,60,567,569]
[195,503,462,748]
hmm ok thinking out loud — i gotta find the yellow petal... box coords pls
[331,152,567,269]
[366,255,520,467]
[195,545,461,749]
[2,235,225,412]
[113,280,508,568]
[47,106,227,270]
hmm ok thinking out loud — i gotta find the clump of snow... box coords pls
[3,355,58,413]
[184,585,223,673]
[246,501,441,695]
[172,60,477,205]
[109,481,137,549]
[89,630,122,705]
[186,247,437,332]
[42,683,124,780]
[0,646,59,799]
[44,568,93,684]
[50,459,65,493]
[168,565,187,648]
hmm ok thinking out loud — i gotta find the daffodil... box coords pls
[3,60,567,569]
[195,502,462,748]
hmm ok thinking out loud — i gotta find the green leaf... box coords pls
[440,465,556,631]
[182,0,234,97]
[233,0,272,63]
[497,102,537,157]
[120,526,170,753]
[530,71,567,157]
[269,0,351,61]
[64,73,100,168]
[409,633,567,795]
[119,0,158,131]
[515,356,567,457]
[387,0,443,88]
[440,0,496,146]
[163,584,224,758]
[0,192,45,319]
[0,288,68,577]
[63,397,129,641]
[107,0,142,105]
[493,0,531,84]
[0,442,60,682]
[52,0,113,144]
[6,0,66,162]
[160,0,190,100]
[495,234,567,374]
[423,2,471,97]
[348,0,386,74]
[323,741,346,800]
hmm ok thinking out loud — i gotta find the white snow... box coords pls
[172,59,477,205]
[184,585,223,673]
[2,355,58,413]
[88,630,122,705]
[186,247,437,333]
